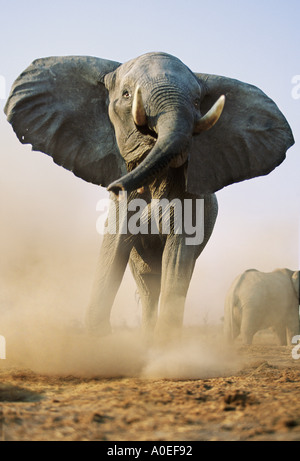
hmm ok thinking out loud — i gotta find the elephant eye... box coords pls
[122,89,131,99]
[194,99,201,110]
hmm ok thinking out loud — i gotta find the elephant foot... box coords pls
[86,321,112,338]
[140,329,155,349]
[154,321,182,348]
[241,337,253,346]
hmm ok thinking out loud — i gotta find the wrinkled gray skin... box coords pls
[4,52,294,343]
[87,55,219,340]
[224,269,300,345]
[89,183,218,341]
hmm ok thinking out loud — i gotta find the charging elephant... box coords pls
[4,52,294,342]
[224,268,300,345]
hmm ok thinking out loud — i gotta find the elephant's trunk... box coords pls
[107,113,192,195]
[107,88,225,196]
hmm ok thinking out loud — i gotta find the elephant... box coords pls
[224,268,300,345]
[4,52,294,343]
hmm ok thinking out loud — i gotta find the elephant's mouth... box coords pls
[114,138,188,197]
[107,135,190,196]
[129,140,189,173]
[169,150,189,168]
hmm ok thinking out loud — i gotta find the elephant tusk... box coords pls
[117,190,127,201]
[194,94,225,133]
[132,86,147,127]
[107,181,126,200]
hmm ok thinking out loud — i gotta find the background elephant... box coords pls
[4,52,294,342]
[224,268,300,345]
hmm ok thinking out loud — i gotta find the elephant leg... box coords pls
[224,305,241,344]
[129,240,162,342]
[286,308,300,345]
[85,231,132,335]
[240,329,255,346]
[155,236,198,343]
[129,255,161,342]
[240,310,256,345]
[273,324,288,346]
[155,194,218,343]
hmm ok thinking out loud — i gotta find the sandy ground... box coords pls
[1,328,300,442]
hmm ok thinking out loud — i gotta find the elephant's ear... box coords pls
[4,56,127,187]
[186,73,295,195]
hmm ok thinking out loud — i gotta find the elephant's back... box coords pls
[235,269,292,305]
[230,269,259,295]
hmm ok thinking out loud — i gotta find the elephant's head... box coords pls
[4,52,294,197]
[103,53,225,195]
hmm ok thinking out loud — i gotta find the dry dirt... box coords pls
[1,329,300,442]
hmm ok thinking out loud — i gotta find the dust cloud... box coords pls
[0,235,236,380]
[1,312,237,379]
[0,201,296,381]
[0,197,295,380]
[0,138,296,380]
[0,244,237,379]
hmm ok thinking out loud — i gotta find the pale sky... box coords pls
[0,0,299,325]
